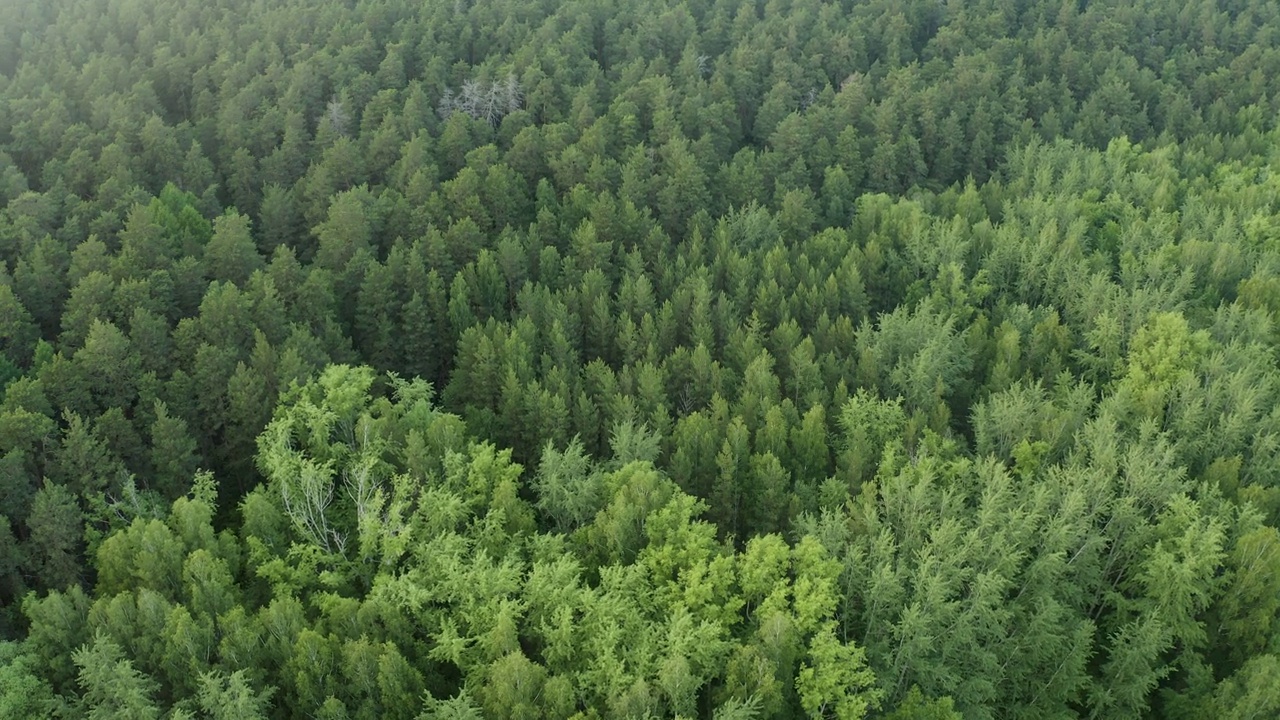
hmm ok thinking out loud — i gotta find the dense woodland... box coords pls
[1,0,1280,717]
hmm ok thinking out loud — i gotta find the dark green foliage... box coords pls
[25,481,84,591]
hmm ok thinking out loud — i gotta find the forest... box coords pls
[1,0,1280,717]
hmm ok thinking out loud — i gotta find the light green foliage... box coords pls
[256,365,384,556]
[1215,522,1280,663]
[1211,655,1280,720]
[795,623,880,719]
[880,688,961,720]
[196,670,273,720]
[836,391,905,488]
[0,641,56,717]
[855,301,972,419]
[1117,313,1211,418]
[73,632,162,720]
[533,437,603,532]
[420,692,484,720]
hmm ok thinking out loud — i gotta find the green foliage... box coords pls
[3,0,1280,716]
[0,641,56,717]
[25,480,85,591]
[196,670,273,720]
[795,623,880,719]
[73,632,162,719]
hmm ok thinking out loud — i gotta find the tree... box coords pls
[205,211,263,286]
[670,411,720,500]
[314,188,376,273]
[1210,655,1280,720]
[258,183,302,255]
[74,320,140,416]
[419,692,484,720]
[533,437,604,532]
[746,452,790,535]
[113,204,175,279]
[822,165,858,228]
[0,515,25,619]
[836,391,904,489]
[48,410,125,498]
[795,624,880,720]
[0,283,38,369]
[712,417,751,538]
[880,688,960,720]
[150,400,199,500]
[354,260,399,370]
[657,135,711,237]
[0,447,36,532]
[1213,524,1280,666]
[1117,312,1209,419]
[477,651,547,720]
[0,642,57,717]
[12,233,69,336]
[855,302,972,420]
[73,632,162,720]
[25,481,85,590]
[196,670,273,720]
[1088,617,1173,720]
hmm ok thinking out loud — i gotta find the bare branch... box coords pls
[326,96,350,137]
[440,75,523,126]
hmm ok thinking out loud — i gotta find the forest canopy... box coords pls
[2,0,1280,717]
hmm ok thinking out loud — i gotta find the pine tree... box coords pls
[73,633,162,720]
[205,211,263,286]
[149,400,199,500]
[25,481,84,591]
